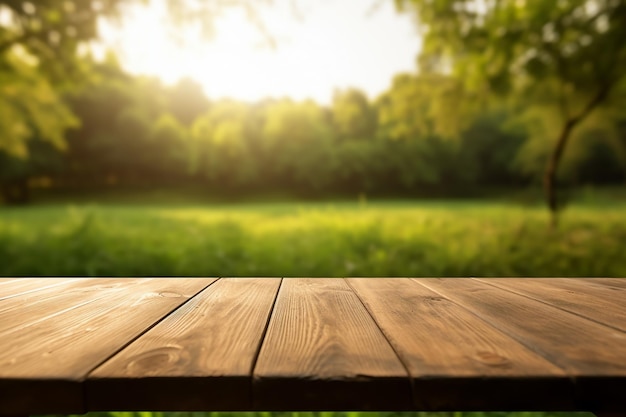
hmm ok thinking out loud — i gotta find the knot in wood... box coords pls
[475,351,512,368]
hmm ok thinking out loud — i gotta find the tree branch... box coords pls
[570,75,620,130]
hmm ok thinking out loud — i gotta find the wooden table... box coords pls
[1,278,625,416]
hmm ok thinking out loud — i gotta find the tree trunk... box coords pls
[543,79,617,228]
[544,119,576,228]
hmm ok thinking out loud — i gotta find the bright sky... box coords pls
[97,0,422,105]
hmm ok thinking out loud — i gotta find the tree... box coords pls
[331,88,377,141]
[145,113,190,180]
[0,0,270,67]
[0,0,269,159]
[0,0,130,159]
[0,52,78,157]
[377,72,473,141]
[0,50,77,203]
[375,72,477,191]
[396,0,626,226]
[63,57,196,186]
[261,99,336,191]
[190,100,257,188]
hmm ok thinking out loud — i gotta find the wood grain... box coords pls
[253,278,411,410]
[0,278,83,301]
[418,278,626,412]
[0,278,136,335]
[582,278,626,290]
[477,278,626,332]
[0,278,22,285]
[348,278,570,411]
[0,278,214,415]
[2,277,626,414]
[87,278,281,411]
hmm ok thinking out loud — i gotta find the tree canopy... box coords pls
[0,0,266,157]
[1,0,625,210]
[395,0,626,225]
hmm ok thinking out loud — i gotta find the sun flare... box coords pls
[96,0,422,104]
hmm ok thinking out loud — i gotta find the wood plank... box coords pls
[477,278,626,332]
[0,278,82,301]
[582,278,626,290]
[253,278,411,410]
[0,278,214,415]
[0,278,139,335]
[87,278,281,411]
[417,278,626,413]
[348,278,571,411]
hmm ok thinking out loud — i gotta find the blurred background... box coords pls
[1,4,624,417]
[0,0,625,278]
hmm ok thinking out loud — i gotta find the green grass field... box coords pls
[1,198,625,277]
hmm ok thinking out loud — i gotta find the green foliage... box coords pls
[461,111,526,185]
[376,73,476,141]
[3,0,625,204]
[262,99,333,145]
[396,0,626,93]
[3,51,621,205]
[510,92,626,183]
[0,52,78,157]
[261,99,336,189]
[62,60,194,184]
[191,100,257,186]
[396,0,626,222]
[332,88,377,140]
[0,0,130,71]
[148,113,190,178]
[2,198,625,277]
[377,73,434,141]
[0,0,268,162]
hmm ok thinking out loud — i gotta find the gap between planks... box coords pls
[343,277,416,404]
[252,278,412,410]
[81,278,220,400]
[348,278,573,411]
[414,278,626,412]
[86,278,283,411]
[81,279,220,379]
[247,277,284,404]
[473,278,626,334]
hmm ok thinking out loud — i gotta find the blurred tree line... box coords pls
[396,0,626,225]
[1,0,625,205]
[2,56,624,204]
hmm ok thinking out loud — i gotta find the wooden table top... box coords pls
[0,278,625,415]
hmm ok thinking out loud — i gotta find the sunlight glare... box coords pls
[97,0,422,104]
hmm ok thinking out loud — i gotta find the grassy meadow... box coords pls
[1,192,625,277]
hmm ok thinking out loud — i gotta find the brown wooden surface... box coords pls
[0,278,84,301]
[476,278,626,332]
[0,278,134,335]
[88,278,281,411]
[253,278,411,410]
[418,278,626,413]
[0,277,625,414]
[0,278,215,414]
[584,278,626,289]
[347,278,571,410]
